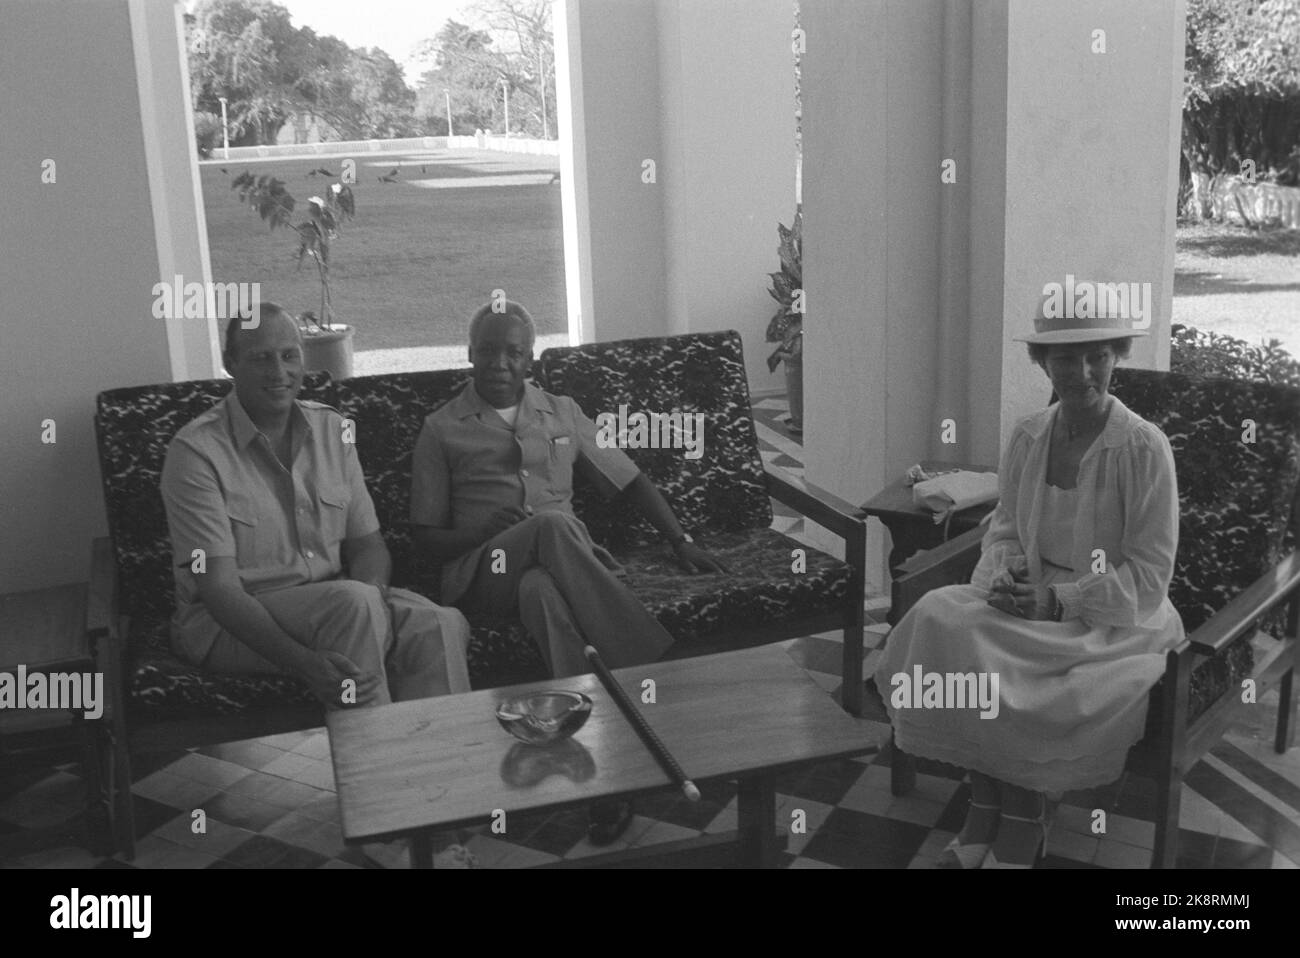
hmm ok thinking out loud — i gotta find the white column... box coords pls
[129,0,221,382]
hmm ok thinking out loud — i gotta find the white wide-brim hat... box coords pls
[1014,313,1150,345]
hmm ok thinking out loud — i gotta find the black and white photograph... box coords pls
[1,0,1298,922]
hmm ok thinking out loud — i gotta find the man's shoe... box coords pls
[586,799,634,846]
[432,843,478,869]
[360,839,478,869]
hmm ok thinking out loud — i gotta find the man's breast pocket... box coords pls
[547,434,576,491]
[317,486,351,547]
[225,496,261,564]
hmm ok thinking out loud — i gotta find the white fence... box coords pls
[207,134,558,162]
[449,133,560,156]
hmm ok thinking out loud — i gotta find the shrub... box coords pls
[1170,322,1300,388]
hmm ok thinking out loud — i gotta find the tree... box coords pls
[188,0,302,144]
[187,0,418,145]
[411,2,557,139]
[412,19,503,134]
[464,0,556,138]
[1181,0,1300,214]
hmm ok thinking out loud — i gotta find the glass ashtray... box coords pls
[495,690,593,746]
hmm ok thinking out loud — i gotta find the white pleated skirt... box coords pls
[873,581,1179,793]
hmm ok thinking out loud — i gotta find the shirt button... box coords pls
[304,550,315,559]
[297,507,306,515]
[520,469,530,478]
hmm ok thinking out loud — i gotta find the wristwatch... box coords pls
[667,532,694,551]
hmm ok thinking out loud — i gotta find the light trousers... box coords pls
[189,580,472,705]
[457,511,675,677]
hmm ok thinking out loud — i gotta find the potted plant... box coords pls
[765,211,804,435]
[231,171,357,379]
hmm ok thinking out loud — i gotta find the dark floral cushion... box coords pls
[124,528,851,717]
[95,373,333,625]
[535,331,772,548]
[123,616,540,719]
[1111,368,1300,720]
[125,620,319,719]
[331,369,473,588]
[617,527,851,640]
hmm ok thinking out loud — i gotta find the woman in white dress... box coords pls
[873,313,1184,868]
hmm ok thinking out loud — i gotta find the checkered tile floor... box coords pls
[3,397,1297,868]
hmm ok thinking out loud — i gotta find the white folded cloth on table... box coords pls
[911,470,999,523]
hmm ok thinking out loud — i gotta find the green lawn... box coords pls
[201,149,565,352]
[205,160,1296,364]
[1174,223,1300,360]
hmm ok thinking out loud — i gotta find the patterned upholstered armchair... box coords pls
[536,331,866,700]
[885,367,1300,868]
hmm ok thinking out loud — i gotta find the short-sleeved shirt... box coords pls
[160,392,380,661]
[411,380,640,602]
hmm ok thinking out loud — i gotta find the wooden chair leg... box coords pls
[1280,601,1300,753]
[889,729,917,796]
[841,622,864,717]
[109,726,135,860]
[1151,766,1182,869]
[1275,666,1295,753]
[79,716,108,855]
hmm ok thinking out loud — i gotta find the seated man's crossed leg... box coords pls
[458,511,673,677]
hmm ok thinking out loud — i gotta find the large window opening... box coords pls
[185,0,567,376]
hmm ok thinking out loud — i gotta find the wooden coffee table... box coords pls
[327,644,872,868]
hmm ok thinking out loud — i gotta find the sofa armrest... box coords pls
[893,526,984,619]
[1186,549,1300,657]
[763,469,864,547]
[88,536,118,640]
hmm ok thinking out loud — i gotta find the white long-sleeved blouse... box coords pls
[971,395,1184,635]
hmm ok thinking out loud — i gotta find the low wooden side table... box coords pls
[0,582,120,858]
[857,461,997,624]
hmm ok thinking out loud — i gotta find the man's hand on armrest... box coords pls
[621,473,730,575]
[193,557,380,707]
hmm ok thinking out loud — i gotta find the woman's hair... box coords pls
[1027,337,1133,364]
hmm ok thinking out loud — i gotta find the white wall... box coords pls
[132,0,222,385]
[0,0,174,592]
[802,0,1185,592]
[1000,0,1186,445]
[656,0,798,387]
[559,0,797,387]
[563,0,669,346]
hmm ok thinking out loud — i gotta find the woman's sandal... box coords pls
[982,797,1050,869]
[936,800,1001,869]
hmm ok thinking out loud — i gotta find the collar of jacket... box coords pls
[1020,393,1137,450]
[225,391,314,448]
[448,379,556,422]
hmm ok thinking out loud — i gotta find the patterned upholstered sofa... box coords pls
[91,330,865,853]
[887,366,1300,868]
